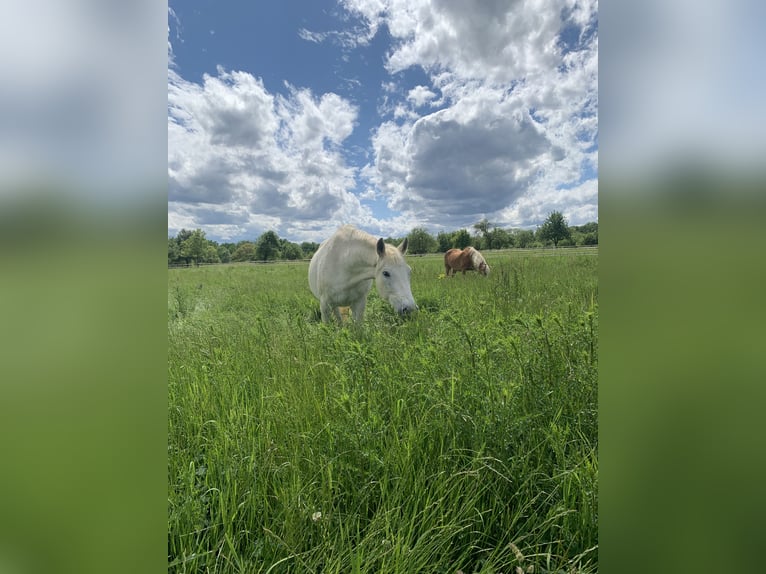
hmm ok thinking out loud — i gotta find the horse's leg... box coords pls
[320,299,336,323]
[350,297,367,324]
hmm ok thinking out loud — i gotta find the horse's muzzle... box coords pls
[398,304,418,316]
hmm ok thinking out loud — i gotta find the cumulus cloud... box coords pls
[169,0,598,241]
[407,85,437,107]
[366,87,574,230]
[348,0,598,230]
[168,66,373,241]
[345,0,589,82]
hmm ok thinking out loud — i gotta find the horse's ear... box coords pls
[399,237,408,254]
[377,238,386,257]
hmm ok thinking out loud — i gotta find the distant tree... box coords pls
[407,227,437,254]
[175,228,194,245]
[255,230,281,260]
[453,229,471,249]
[218,242,236,260]
[569,222,598,246]
[436,231,453,252]
[538,211,571,247]
[488,227,512,249]
[300,241,320,258]
[204,244,221,263]
[473,218,492,247]
[217,244,232,263]
[181,229,208,265]
[231,242,256,262]
[168,237,183,265]
[513,229,535,248]
[282,242,303,260]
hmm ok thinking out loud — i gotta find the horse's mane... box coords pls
[467,247,484,268]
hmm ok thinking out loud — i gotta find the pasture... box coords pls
[168,248,598,573]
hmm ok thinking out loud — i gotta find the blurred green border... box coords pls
[600,178,766,573]
[0,193,168,574]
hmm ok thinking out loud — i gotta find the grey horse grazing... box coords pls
[309,225,418,323]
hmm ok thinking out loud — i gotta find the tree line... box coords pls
[168,211,597,266]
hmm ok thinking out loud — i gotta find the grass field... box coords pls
[168,248,598,573]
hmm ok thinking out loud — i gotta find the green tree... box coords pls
[217,244,232,263]
[407,227,437,254]
[255,230,281,260]
[436,231,453,252]
[282,242,303,260]
[453,229,471,249]
[473,218,492,248]
[582,231,598,245]
[168,237,183,265]
[231,242,256,262]
[181,229,208,265]
[513,229,535,248]
[489,227,513,249]
[175,228,194,245]
[538,211,571,248]
[203,244,220,263]
[300,241,319,258]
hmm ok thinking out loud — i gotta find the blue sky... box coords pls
[168,0,598,243]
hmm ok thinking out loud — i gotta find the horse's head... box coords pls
[469,248,490,276]
[375,237,418,316]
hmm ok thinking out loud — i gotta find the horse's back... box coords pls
[444,248,459,263]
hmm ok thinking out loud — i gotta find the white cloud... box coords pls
[500,177,598,229]
[346,0,598,230]
[407,85,437,107]
[168,0,599,241]
[366,85,574,229]
[297,28,327,43]
[344,0,588,82]
[168,66,372,242]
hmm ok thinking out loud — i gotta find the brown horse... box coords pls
[444,247,490,277]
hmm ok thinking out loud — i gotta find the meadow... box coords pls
[168,248,598,573]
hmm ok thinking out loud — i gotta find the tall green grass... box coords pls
[168,250,598,573]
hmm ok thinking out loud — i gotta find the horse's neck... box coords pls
[343,234,378,279]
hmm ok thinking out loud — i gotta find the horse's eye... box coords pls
[382,271,390,278]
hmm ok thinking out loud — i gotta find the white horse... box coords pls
[309,225,417,324]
